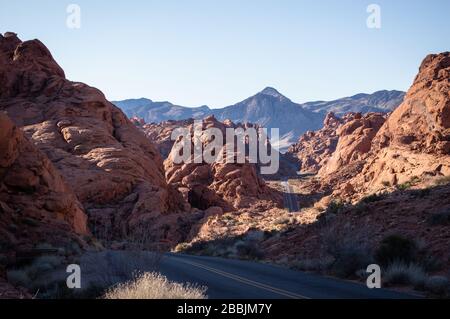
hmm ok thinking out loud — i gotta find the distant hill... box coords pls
[301,90,405,115]
[113,88,404,152]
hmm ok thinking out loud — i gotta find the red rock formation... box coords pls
[163,116,282,211]
[351,52,450,192]
[287,112,342,173]
[0,33,188,244]
[0,112,88,256]
[142,119,194,159]
[374,53,450,155]
[318,112,386,176]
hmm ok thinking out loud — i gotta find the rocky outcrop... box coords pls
[0,33,188,245]
[318,112,386,176]
[288,52,450,201]
[163,116,282,212]
[350,52,450,193]
[142,119,194,159]
[0,112,88,256]
[287,112,343,173]
[287,112,386,176]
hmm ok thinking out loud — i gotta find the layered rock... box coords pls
[318,112,386,176]
[0,112,88,256]
[287,112,342,173]
[163,116,282,212]
[0,33,188,244]
[142,119,194,159]
[350,52,450,193]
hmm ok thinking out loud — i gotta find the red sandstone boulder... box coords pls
[0,33,189,245]
[0,112,88,255]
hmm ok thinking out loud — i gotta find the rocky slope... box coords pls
[0,32,189,246]
[287,112,343,173]
[0,112,88,268]
[178,52,450,280]
[275,53,450,269]
[161,116,283,212]
[317,112,387,177]
[339,52,450,197]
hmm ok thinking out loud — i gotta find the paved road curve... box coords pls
[159,253,417,299]
[281,178,299,212]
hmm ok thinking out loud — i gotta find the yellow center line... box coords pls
[173,257,311,299]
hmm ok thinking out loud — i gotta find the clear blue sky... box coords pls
[1,0,449,107]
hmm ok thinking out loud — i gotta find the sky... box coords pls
[1,0,449,108]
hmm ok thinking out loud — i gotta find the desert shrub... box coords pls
[396,182,413,191]
[361,193,386,204]
[274,216,291,225]
[411,188,431,198]
[375,235,418,266]
[7,270,30,287]
[383,262,426,287]
[434,175,450,186]
[424,276,449,296]
[292,258,333,272]
[353,203,369,215]
[329,246,373,278]
[235,241,264,260]
[321,226,373,278]
[419,254,444,273]
[326,200,345,215]
[397,177,421,191]
[103,272,207,299]
[427,210,450,226]
[244,230,266,241]
[173,242,192,253]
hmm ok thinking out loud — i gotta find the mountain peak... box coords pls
[259,87,283,97]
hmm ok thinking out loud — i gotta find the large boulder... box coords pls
[0,112,88,255]
[0,33,188,244]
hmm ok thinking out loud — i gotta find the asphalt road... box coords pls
[159,253,417,299]
[281,179,299,212]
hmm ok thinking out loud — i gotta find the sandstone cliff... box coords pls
[0,33,187,245]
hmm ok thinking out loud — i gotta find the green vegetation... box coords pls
[360,192,386,204]
[326,200,345,214]
[375,235,418,266]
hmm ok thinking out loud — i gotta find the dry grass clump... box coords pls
[383,262,427,287]
[103,272,207,299]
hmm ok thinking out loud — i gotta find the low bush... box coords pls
[375,235,418,266]
[361,193,386,204]
[383,262,426,287]
[330,246,373,278]
[7,270,30,287]
[396,182,413,191]
[326,200,345,215]
[235,241,264,260]
[103,272,207,299]
[292,257,333,272]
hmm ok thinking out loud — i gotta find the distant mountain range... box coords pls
[113,88,405,151]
